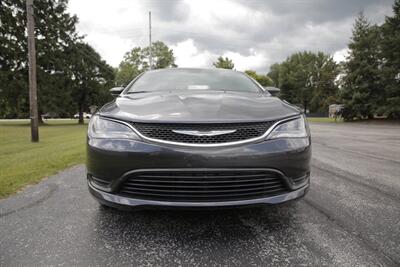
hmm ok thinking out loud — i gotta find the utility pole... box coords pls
[148,11,152,70]
[26,0,39,142]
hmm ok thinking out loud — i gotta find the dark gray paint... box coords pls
[99,91,299,123]
[87,138,310,185]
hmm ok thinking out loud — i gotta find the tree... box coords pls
[340,12,382,120]
[1,0,34,118]
[0,0,98,119]
[268,51,339,113]
[308,53,339,112]
[213,57,235,69]
[380,0,400,119]
[115,41,177,86]
[115,47,143,86]
[34,0,80,119]
[68,43,114,124]
[142,41,177,70]
[267,63,281,87]
[244,70,273,87]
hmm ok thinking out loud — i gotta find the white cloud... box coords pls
[223,51,268,72]
[171,39,268,72]
[333,48,349,63]
[68,0,149,66]
[170,39,213,68]
[83,33,136,67]
[67,0,394,72]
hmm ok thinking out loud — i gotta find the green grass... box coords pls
[307,117,343,123]
[0,119,87,198]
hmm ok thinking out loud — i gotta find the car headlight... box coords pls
[267,116,308,139]
[88,115,140,140]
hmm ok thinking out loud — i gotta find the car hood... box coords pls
[99,91,300,123]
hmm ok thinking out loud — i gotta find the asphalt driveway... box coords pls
[1,122,399,266]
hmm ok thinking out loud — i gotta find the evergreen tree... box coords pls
[380,0,400,119]
[340,12,382,120]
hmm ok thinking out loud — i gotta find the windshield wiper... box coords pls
[124,91,151,94]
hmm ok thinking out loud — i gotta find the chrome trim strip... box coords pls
[100,115,301,147]
[88,180,308,207]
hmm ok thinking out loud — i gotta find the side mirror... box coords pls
[109,87,124,97]
[264,86,280,97]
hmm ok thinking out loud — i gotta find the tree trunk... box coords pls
[38,108,44,124]
[78,104,84,124]
[303,100,308,114]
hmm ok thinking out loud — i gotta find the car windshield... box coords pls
[125,69,263,93]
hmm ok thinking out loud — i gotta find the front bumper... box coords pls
[87,137,311,208]
[88,179,309,209]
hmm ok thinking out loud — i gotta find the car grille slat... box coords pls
[130,121,276,144]
[122,182,283,190]
[123,179,282,186]
[90,176,111,187]
[118,170,288,202]
[137,173,272,179]
[119,188,287,200]
[292,174,309,185]
[125,177,280,184]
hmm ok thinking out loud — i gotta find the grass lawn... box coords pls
[0,119,87,198]
[307,117,343,123]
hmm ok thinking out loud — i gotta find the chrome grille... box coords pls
[118,170,288,202]
[130,121,276,144]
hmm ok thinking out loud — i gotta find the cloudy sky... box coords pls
[68,0,394,73]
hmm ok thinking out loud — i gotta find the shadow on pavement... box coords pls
[91,202,299,249]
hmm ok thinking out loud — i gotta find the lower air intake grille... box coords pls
[118,170,288,202]
[90,176,111,188]
[292,174,309,185]
[130,121,276,144]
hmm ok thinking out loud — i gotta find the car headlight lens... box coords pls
[88,116,140,140]
[267,116,308,139]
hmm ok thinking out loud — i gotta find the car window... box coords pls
[125,69,263,93]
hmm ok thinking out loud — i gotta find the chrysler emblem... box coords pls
[172,129,236,136]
